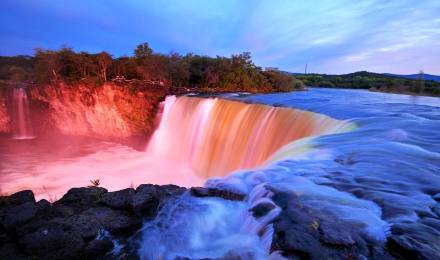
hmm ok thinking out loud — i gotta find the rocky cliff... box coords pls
[28,82,166,144]
[0,82,167,144]
[0,91,11,133]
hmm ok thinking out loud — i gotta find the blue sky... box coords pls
[1,0,439,74]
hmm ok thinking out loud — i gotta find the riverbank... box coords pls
[368,86,440,97]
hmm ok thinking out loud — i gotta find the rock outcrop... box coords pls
[269,187,440,260]
[0,185,244,259]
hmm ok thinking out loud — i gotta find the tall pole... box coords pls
[304,63,308,74]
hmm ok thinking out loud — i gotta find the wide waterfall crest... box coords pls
[147,95,353,178]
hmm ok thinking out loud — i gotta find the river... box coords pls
[1,88,439,258]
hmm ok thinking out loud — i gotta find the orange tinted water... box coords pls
[147,96,350,178]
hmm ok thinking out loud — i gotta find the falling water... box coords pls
[12,87,34,140]
[135,96,354,259]
[147,96,353,178]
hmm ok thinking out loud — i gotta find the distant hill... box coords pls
[285,71,440,82]
[383,73,440,83]
[285,70,440,95]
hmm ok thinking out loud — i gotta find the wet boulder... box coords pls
[269,189,387,259]
[250,202,276,218]
[190,187,245,201]
[131,184,186,218]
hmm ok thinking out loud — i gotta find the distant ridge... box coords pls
[383,73,440,83]
[284,71,440,82]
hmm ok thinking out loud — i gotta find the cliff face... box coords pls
[29,82,166,143]
[0,90,11,133]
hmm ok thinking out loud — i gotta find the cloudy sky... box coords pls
[1,0,439,74]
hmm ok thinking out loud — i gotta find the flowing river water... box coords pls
[0,88,439,258]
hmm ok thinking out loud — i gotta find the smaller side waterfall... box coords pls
[12,87,35,140]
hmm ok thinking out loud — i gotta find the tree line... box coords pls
[0,43,304,93]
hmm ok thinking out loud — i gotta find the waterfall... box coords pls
[147,96,352,179]
[12,87,35,140]
[136,96,354,259]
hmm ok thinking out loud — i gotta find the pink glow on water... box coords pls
[0,142,202,201]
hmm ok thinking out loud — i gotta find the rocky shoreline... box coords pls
[0,185,246,259]
[1,183,436,259]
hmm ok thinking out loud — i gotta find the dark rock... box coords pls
[36,199,51,212]
[55,187,107,211]
[250,202,276,218]
[53,205,76,217]
[190,187,245,201]
[131,184,185,218]
[131,185,160,218]
[101,188,135,209]
[269,189,384,259]
[0,243,29,260]
[84,239,114,258]
[0,190,35,206]
[156,184,187,197]
[57,213,102,240]
[16,219,52,238]
[1,201,38,230]
[0,184,189,259]
[82,207,141,235]
[19,222,85,259]
[0,232,9,244]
